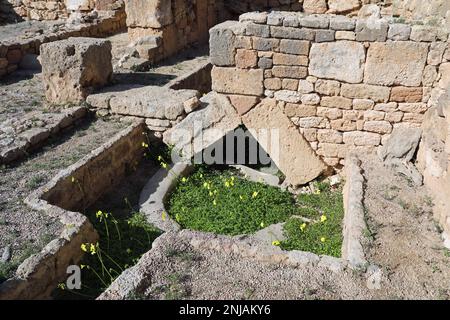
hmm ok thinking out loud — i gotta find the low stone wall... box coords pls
[210,12,449,167]
[0,121,147,299]
[0,9,126,79]
[41,121,145,211]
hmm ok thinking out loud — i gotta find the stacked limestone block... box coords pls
[40,37,113,104]
[125,0,222,60]
[2,0,67,21]
[210,11,450,168]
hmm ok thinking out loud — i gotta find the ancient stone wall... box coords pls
[0,0,125,23]
[210,12,449,168]
[0,9,125,78]
[124,0,224,59]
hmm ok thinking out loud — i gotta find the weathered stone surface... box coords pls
[164,92,241,157]
[328,0,360,14]
[315,29,335,42]
[317,129,343,143]
[242,99,326,185]
[300,15,329,29]
[355,19,388,42]
[270,26,315,40]
[279,39,310,55]
[410,25,437,42]
[245,23,270,38]
[390,87,423,103]
[387,24,411,41]
[272,66,307,79]
[274,90,302,103]
[321,96,352,109]
[343,131,381,146]
[40,37,112,104]
[364,42,428,87]
[363,120,392,134]
[125,0,173,28]
[398,103,428,114]
[363,110,385,121]
[212,67,264,96]
[329,16,355,30]
[341,84,391,103]
[228,95,260,115]
[210,21,239,66]
[284,103,317,117]
[309,41,365,84]
[303,0,328,14]
[315,79,340,96]
[235,49,258,68]
[353,99,375,110]
[109,86,199,120]
[335,31,356,40]
[378,126,423,185]
[273,53,308,66]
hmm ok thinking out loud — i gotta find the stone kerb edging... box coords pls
[0,121,146,299]
[103,160,370,300]
[0,106,87,165]
[139,162,195,233]
[342,154,368,269]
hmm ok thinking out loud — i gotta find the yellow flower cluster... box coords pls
[81,242,98,255]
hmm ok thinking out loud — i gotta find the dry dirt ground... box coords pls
[108,32,209,87]
[131,153,450,300]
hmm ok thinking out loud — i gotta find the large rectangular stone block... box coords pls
[309,41,365,84]
[40,37,112,104]
[212,67,264,96]
[242,99,326,186]
[364,42,428,87]
[125,0,173,28]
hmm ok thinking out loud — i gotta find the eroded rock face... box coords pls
[40,37,112,104]
[242,99,326,186]
[309,41,365,84]
[364,42,429,87]
[125,0,173,28]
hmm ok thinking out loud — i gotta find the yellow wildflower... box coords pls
[89,243,96,255]
[161,211,167,221]
[300,223,307,231]
[181,177,187,183]
[57,283,66,290]
[272,240,281,246]
[320,237,326,243]
[175,213,181,222]
[71,176,75,183]
[142,142,148,148]
[225,181,230,188]
[260,222,265,228]
[209,191,213,197]
[96,210,103,219]
[252,191,259,198]
[81,243,87,252]
[239,195,244,201]
[80,264,86,269]
[203,182,208,188]
[320,215,327,223]
[161,162,168,169]
[213,199,217,206]
[158,155,163,161]
[314,189,321,195]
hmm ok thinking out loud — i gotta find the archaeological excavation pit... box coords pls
[1,0,450,302]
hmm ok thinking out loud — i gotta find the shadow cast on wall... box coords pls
[0,0,24,25]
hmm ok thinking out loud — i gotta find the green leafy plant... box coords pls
[167,167,296,236]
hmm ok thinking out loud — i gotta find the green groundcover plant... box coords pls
[167,166,344,257]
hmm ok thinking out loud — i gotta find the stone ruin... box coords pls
[1,0,450,299]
